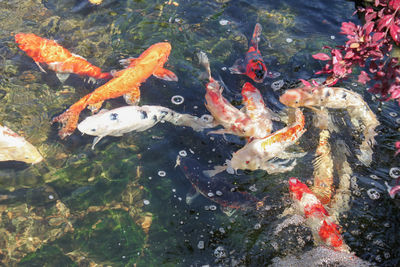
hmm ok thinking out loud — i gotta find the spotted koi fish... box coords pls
[198,51,274,139]
[229,108,306,174]
[229,23,279,83]
[179,157,264,215]
[289,177,349,252]
[279,86,379,166]
[52,42,178,139]
[15,33,112,81]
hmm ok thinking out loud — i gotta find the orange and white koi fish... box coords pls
[15,33,112,81]
[311,129,334,205]
[288,177,349,252]
[229,108,306,174]
[0,124,43,164]
[229,23,280,83]
[279,86,379,166]
[52,42,178,139]
[198,51,273,139]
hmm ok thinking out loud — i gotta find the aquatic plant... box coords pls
[312,0,400,101]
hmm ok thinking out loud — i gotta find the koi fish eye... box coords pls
[110,113,118,120]
[91,128,96,132]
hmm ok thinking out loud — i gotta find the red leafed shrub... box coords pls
[313,0,400,103]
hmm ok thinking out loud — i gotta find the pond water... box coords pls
[0,0,400,266]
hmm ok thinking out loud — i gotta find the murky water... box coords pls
[0,0,400,266]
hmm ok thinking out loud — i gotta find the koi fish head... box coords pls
[142,42,172,67]
[246,59,267,83]
[288,177,313,201]
[15,33,42,52]
[279,87,315,107]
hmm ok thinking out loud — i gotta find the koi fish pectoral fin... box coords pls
[229,59,245,74]
[186,188,200,205]
[123,89,140,105]
[221,206,236,217]
[87,101,104,114]
[56,73,71,83]
[35,62,47,73]
[153,67,178,82]
[119,57,138,68]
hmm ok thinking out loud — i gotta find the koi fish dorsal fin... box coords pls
[229,58,245,75]
[71,53,87,60]
[153,67,178,82]
[119,57,138,68]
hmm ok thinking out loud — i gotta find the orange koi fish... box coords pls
[229,108,306,174]
[15,33,112,81]
[288,177,349,252]
[52,42,178,139]
[279,86,379,166]
[198,51,273,139]
[229,23,280,83]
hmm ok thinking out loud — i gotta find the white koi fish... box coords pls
[280,86,379,166]
[77,105,215,149]
[0,124,43,164]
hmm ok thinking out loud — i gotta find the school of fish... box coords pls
[6,21,387,264]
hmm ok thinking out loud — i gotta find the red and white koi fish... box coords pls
[52,42,178,139]
[229,108,306,174]
[15,33,112,81]
[288,177,350,252]
[0,124,43,164]
[279,86,379,166]
[198,51,274,139]
[229,23,280,83]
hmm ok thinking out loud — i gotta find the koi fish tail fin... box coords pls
[250,23,262,50]
[52,110,80,139]
[168,113,216,132]
[197,51,212,81]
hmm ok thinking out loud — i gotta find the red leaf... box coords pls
[372,32,385,43]
[389,0,400,9]
[299,79,311,87]
[365,11,377,22]
[340,22,357,35]
[364,22,374,35]
[344,50,355,59]
[358,71,371,84]
[390,24,400,44]
[390,88,400,99]
[312,53,331,61]
[395,141,400,156]
[378,15,394,31]
[312,80,320,86]
[332,49,343,62]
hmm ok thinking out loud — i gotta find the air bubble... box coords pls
[389,167,400,179]
[221,66,227,71]
[330,35,335,39]
[367,188,380,200]
[209,205,217,211]
[143,199,150,205]
[254,223,261,230]
[286,38,293,43]
[171,95,184,105]
[216,190,223,196]
[396,118,400,124]
[249,184,257,192]
[158,171,166,177]
[197,240,205,249]
[207,192,214,197]
[271,80,284,91]
[219,19,229,26]
[179,150,187,157]
[48,194,54,200]
[389,112,398,117]
[219,227,225,233]
[200,114,214,123]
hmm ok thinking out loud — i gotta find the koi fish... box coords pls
[288,177,349,252]
[52,42,178,139]
[198,51,274,139]
[179,157,264,215]
[229,23,280,83]
[15,33,112,82]
[77,105,215,149]
[311,129,334,205]
[229,108,306,174]
[0,124,43,164]
[279,86,379,166]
